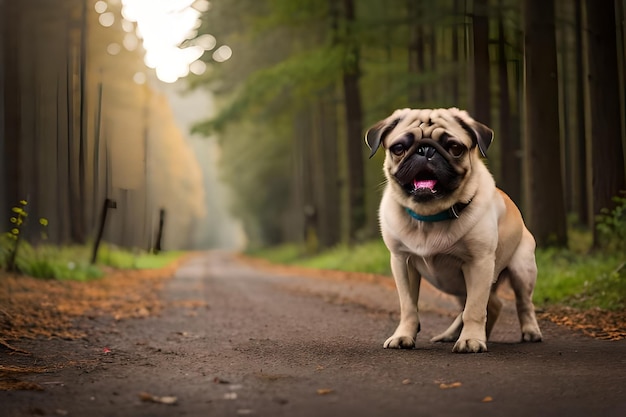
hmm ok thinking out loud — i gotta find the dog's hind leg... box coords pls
[507,229,543,342]
[486,292,502,339]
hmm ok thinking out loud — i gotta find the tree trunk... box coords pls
[471,0,491,125]
[523,0,568,247]
[571,0,589,226]
[407,0,425,105]
[341,0,366,242]
[313,95,341,248]
[1,1,22,216]
[77,0,88,242]
[583,0,626,246]
[497,11,522,204]
[451,0,461,103]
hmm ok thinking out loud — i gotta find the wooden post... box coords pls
[90,198,116,264]
[154,208,165,254]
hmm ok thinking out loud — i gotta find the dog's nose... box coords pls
[417,145,436,160]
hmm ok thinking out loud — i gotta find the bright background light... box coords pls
[94,0,227,83]
[119,0,227,83]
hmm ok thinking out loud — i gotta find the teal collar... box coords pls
[405,200,472,223]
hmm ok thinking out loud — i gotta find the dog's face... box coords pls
[365,108,494,211]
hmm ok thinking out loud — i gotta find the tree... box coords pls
[522,0,568,246]
[583,0,626,247]
[188,0,626,251]
[472,0,491,125]
[339,0,366,241]
[1,0,22,222]
[497,2,522,204]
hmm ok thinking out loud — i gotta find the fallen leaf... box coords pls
[102,347,111,354]
[482,396,494,403]
[316,388,334,395]
[402,379,412,385]
[138,392,178,405]
[214,377,230,384]
[0,380,44,391]
[439,381,462,389]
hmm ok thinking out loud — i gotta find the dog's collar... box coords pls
[405,200,472,222]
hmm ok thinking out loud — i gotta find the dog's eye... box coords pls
[448,143,465,157]
[390,144,405,156]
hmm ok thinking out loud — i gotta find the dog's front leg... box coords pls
[453,257,494,353]
[384,254,421,349]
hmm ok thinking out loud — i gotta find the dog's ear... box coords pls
[364,118,399,159]
[471,120,494,157]
[455,116,494,157]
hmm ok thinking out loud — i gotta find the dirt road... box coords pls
[2,252,625,416]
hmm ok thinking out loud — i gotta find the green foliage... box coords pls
[250,240,391,275]
[595,191,626,253]
[534,248,624,310]
[3,199,49,272]
[1,238,185,281]
[193,44,345,135]
[96,245,185,269]
[5,242,104,281]
[296,240,392,275]
[247,243,304,264]
[252,238,625,310]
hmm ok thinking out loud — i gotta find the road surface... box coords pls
[2,251,625,416]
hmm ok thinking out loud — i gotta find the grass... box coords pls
[534,248,625,310]
[250,240,392,275]
[0,237,186,281]
[250,237,626,311]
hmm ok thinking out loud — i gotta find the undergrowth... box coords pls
[250,196,626,311]
[0,237,185,281]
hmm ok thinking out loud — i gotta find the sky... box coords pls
[96,0,231,83]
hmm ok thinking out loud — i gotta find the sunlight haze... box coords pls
[96,0,223,83]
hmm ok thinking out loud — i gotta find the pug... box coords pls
[365,108,542,353]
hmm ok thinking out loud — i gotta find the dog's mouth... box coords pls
[413,179,437,192]
[401,174,439,196]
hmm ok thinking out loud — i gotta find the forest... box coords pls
[0,0,221,251]
[1,0,625,256]
[192,0,626,252]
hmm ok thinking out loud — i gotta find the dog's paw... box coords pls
[452,338,487,353]
[384,335,415,349]
[521,327,543,343]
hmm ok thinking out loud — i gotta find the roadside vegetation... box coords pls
[0,238,185,281]
[249,194,626,311]
[0,199,185,281]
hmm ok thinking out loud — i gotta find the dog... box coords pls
[365,107,542,353]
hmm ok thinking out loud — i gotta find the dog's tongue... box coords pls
[413,179,437,190]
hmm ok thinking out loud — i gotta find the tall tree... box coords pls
[497,5,522,204]
[313,95,341,248]
[407,0,426,104]
[571,0,589,225]
[1,0,22,218]
[471,0,491,125]
[340,0,366,241]
[523,0,568,246]
[583,0,626,247]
